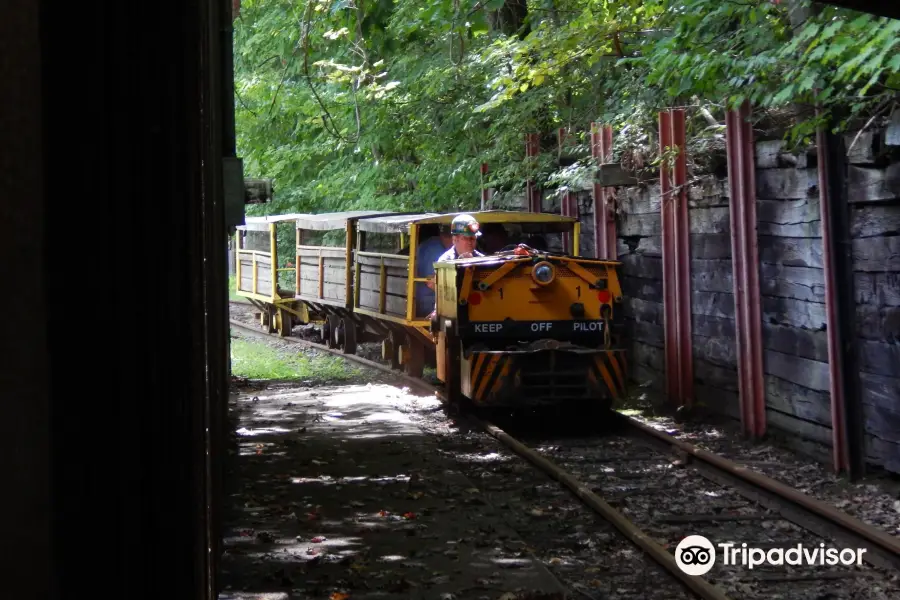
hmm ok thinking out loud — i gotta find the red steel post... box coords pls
[816,119,851,474]
[725,102,767,438]
[672,111,693,412]
[591,122,616,259]
[659,111,679,406]
[525,133,542,213]
[659,109,693,410]
[558,128,578,252]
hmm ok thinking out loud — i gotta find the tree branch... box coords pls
[299,1,352,143]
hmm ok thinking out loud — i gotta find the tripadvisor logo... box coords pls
[675,535,716,576]
[674,535,868,576]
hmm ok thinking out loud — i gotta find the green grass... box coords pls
[228,275,243,302]
[230,335,364,382]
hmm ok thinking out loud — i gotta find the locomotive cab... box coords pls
[433,247,628,410]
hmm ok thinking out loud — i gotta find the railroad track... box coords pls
[228,305,900,600]
[486,419,900,599]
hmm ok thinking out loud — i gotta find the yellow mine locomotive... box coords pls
[233,208,628,412]
[432,244,627,411]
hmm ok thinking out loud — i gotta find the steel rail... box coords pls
[621,415,900,571]
[473,417,733,600]
[228,307,900,596]
[227,312,733,599]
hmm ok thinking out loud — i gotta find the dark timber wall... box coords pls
[541,188,595,256]
[613,127,900,475]
[754,141,833,457]
[687,178,740,421]
[615,178,741,413]
[846,131,900,472]
[616,183,666,397]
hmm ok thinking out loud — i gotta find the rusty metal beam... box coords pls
[659,110,694,411]
[525,133,541,212]
[591,123,616,259]
[725,103,766,438]
[816,112,865,478]
[558,128,578,253]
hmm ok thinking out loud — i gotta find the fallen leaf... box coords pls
[330,593,349,600]
[311,536,327,543]
[403,512,416,520]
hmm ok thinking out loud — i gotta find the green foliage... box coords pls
[233,0,899,214]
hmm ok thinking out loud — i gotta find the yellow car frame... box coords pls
[233,213,313,335]
[351,210,586,377]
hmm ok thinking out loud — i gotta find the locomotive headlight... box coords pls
[531,261,555,286]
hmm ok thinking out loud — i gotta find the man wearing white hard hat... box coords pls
[436,214,484,262]
[427,214,485,320]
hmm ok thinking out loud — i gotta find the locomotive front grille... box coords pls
[516,351,595,403]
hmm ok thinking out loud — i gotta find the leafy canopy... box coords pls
[232,0,899,216]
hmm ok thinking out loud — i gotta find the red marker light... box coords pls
[597,290,611,303]
[468,292,482,306]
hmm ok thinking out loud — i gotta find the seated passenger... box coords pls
[414,224,451,317]
[479,223,509,254]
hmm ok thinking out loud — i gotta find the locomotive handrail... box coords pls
[354,250,408,260]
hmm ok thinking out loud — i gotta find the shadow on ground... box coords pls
[219,381,565,600]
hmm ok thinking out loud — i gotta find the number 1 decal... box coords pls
[576,285,581,298]
[498,287,504,299]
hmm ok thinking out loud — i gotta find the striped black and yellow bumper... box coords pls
[460,347,628,407]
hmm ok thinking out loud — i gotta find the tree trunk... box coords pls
[487,0,530,38]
